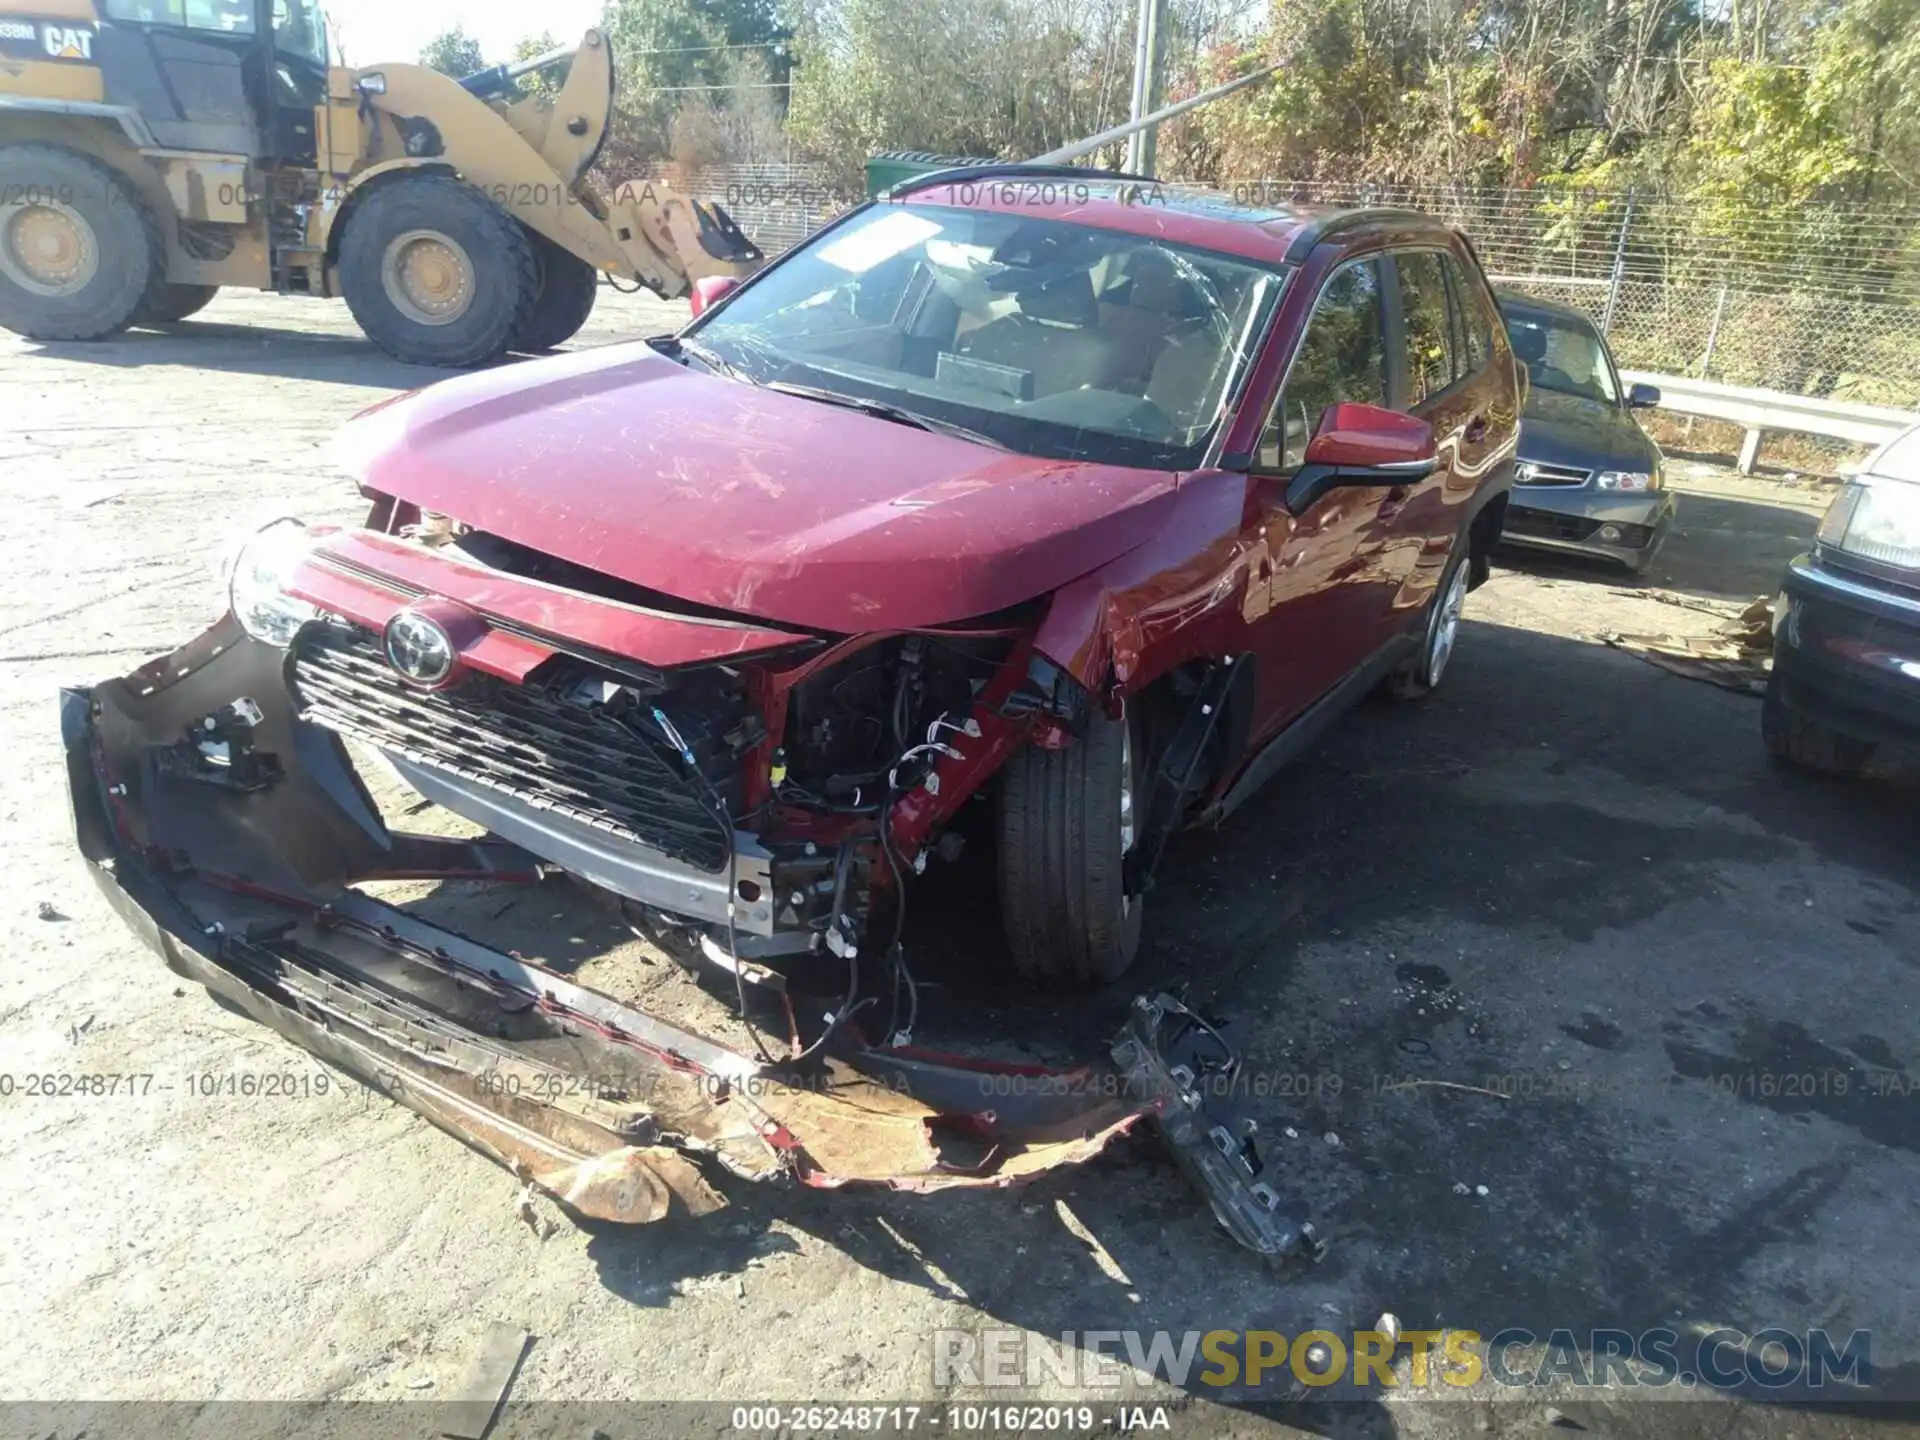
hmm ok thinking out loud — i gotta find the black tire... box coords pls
[997,710,1144,985]
[0,143,163,341]
[1762,674,1874,776]
[1386,546,1471,701]
[337,174,536,367]
[139,282,219,324]
[513,230,598,352]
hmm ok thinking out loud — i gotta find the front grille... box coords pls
[1516,460,1590,487]
[291,625,732,872]
[1505,508,1601,542]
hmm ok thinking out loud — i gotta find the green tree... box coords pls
[784,0,1143,177]
[511,30,564,100]
[600,0,793,167]
[420,24,486,78]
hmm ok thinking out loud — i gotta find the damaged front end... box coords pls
[60,522,1316,1257]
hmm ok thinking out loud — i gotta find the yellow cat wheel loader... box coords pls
[0,2,763,364]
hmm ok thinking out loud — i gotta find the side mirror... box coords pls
[1627,382,1661,409]
[1286,404,1437,517]
[689,275,740,319]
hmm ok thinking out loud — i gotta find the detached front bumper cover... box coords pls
[62,620,1315,1254]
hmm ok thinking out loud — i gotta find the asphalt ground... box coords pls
[2,290,1916,1440]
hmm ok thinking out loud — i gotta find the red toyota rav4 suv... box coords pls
[64,169,1517,1234]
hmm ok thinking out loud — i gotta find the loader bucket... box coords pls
[691,199,762,264]
[605,183,767,299]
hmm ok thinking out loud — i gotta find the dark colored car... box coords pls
[61,170,1518,1238]
[1766,423,1920,773]
[1495,291,1673,572]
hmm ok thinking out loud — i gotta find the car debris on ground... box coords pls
[444,1323,532,1440]
[1600,593,1775,694]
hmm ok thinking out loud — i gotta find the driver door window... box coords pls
[1258,260,1387,472]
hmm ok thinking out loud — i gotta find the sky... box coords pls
[324,0,604,67]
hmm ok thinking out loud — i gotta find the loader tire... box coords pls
[0,144,163,341]
[514,230,599,352]
[338,174,536,367]
[996,709,1145,986]
[139,283,219,324]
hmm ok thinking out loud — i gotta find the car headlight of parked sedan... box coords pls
[1817,477,1920,570]
[220,517,324,646]
[1595,470,1660,492]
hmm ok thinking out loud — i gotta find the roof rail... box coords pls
[883,162,1162,199]
[1283,206,1439,262]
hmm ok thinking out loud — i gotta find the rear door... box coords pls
[1378,245,1508,625]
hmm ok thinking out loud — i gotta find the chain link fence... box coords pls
[646,162,1920,407]
[1265,177,1920,407]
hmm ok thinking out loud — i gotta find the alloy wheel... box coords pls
[1426,558,1471,687]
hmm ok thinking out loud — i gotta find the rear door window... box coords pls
[1443,254,1496,374]
[1260,259,1388,471]
[1394,251,1457,403]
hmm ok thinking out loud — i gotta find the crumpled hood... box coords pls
[336,342,1185,632]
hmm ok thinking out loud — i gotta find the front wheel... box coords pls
[996,710,1144,985]
[139,283,219,324]
[338,174,536,367]
[513,230,599,351]
[1387,548,1471,700]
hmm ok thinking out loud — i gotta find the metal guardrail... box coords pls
[1621,369,1916,473]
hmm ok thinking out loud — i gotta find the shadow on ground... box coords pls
[549,616,1918,1431]
[24,321,464,389]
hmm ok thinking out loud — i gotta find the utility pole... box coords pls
[1600,187,1636,336]
[1124,0,1163,176]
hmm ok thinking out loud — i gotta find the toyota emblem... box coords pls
[383,610,456,686]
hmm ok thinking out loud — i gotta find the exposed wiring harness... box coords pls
[886,712,979,795]
[645,705,780,1065]
[628,682,979,1064]
[645,703,883,1066]
[877,795,918,1046]
[871,710,979,1046]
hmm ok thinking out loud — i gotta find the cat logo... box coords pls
[40,23,96,61]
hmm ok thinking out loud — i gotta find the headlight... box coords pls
[1595,470,1658,492]
[222,518,323,645]
[1818,479,1920,570]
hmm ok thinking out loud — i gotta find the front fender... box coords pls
[1032,468,1254,695]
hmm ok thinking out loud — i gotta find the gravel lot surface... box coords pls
[3,291,1916,1439]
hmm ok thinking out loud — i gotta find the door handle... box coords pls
[1464,414,1489,442]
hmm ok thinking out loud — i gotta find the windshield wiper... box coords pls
[763,382,1009,450]
[662,335,748,382]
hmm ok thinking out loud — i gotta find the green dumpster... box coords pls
[864,151,993,198]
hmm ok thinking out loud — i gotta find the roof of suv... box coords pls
[893,166,1445,267]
